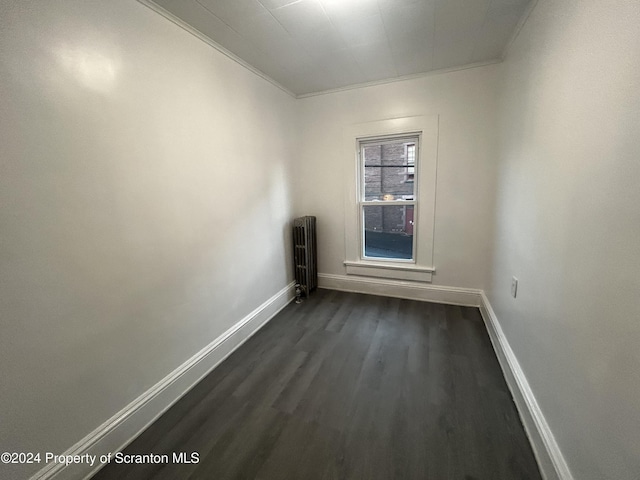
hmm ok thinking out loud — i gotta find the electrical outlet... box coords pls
[511,277,518,298]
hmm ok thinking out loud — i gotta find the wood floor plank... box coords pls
[92,290,542,480]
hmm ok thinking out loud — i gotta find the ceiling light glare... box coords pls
[321,0,375,10]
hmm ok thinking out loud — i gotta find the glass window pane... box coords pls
[363,140,416,201]
[363,205,414,259]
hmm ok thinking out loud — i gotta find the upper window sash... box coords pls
[359,135,419,203]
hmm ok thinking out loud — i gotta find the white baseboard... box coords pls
[319,274,572,479]
[27,280,571,480]
[479,292,574,480]
[29,282,295,480]
[318,273,482,307]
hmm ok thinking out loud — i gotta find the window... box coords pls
[405,143,415,183]
[360,135,419,261]
[343,115,438,282]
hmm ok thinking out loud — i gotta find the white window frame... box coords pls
[343,116,438,282]
[358,134,419,263]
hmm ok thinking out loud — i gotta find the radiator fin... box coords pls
[293,216,317,296]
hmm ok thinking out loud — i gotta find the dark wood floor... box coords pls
[93,289,541,480]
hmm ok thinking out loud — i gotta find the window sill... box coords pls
[344,261,434,282]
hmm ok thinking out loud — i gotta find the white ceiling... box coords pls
[147,0,531,96]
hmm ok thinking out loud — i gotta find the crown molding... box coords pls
[136,0,297,99]
[501,0,540,61]
[296,59,502,99]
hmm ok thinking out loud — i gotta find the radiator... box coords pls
[293,216,317,296]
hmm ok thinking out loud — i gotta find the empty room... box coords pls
[1,0,638,479]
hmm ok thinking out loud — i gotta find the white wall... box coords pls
[488,0,640,478]
[0,1,295,478]
[294,66,501,289]
[5,1,638,478]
